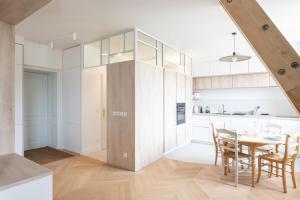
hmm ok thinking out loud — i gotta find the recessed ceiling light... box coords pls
[72,32,77,41]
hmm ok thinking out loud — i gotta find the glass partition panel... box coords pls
[137,42,156,66]
[163,46,180,70]
[84,41,101,67]
[110,34,124,54]
[138,32,156,47]
[125,31,134,51]
[110,52,133,64]
[101,39,109,65]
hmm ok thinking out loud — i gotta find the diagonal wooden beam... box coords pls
[0,0,52,25]
[219,0,300,116]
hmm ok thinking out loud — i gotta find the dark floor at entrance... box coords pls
[24,147,74,165]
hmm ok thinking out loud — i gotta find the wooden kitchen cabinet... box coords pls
[193,77,212,90]
[233,73,269,88]
[211,76,233,89]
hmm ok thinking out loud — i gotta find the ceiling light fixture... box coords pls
[219,32,251,62]
[72,32,77,41]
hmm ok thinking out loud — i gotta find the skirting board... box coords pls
[81,145,102,155]
[163,141,191,155]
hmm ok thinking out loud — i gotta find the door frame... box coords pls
[23,65,63,153]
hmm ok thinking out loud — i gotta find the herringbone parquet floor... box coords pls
[45,156,300,200]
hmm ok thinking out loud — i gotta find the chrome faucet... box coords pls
[221,104,225,114]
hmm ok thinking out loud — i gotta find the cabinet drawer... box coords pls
[191,127,211,142]
[192,115,210,127]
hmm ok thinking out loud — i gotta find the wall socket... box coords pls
[112,111,128,117]
[123,152,128,159]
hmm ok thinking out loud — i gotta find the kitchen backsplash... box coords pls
[193,87,297,117]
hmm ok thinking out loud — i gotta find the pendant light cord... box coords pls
[232,32,236,55]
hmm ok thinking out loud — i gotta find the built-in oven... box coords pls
[176,103,186,125]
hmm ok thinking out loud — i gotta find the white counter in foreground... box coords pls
[0,154,52,200]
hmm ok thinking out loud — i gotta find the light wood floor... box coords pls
[44,156,300,200]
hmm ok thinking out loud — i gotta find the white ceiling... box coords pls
[15,0,300,62]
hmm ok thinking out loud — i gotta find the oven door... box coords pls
[176,103,186,125]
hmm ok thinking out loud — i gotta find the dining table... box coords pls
[236,132,285,187]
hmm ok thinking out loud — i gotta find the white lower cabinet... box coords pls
[191,127,211,143]
[177,124,186,146]
[191,115,300,143]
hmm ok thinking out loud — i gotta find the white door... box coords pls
[24,71,48,150]
[82,67,107,153]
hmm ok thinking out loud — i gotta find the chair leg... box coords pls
[214,146,218,166]
[291,161,297,189]
[276,161,279,177]
[269,161,273,178]
[235,159,238,187]
[282,162,287,193]
[224,156,228,176]
[257,157,262,183]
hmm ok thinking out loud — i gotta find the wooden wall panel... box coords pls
[0,0,52,25]
[107,61,135,171]
[219,0,300,115]
[0,21,15,154]
[135,61,164,171]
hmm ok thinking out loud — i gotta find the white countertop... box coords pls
[0,154,52,191]
[193,112,300,121]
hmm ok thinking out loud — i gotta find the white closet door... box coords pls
[24,72,48,150]
[82,69,102,153]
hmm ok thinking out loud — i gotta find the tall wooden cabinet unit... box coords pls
[163,70,177,152]
[107,60,164,171]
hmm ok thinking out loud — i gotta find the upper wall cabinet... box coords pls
[163,46,181,72]
[210,61,231,76]
[84,41,100,68]
[230,60,249,74]
[63,46,81,69]
[192,61,210,77]
[24,41,62,69]
[248,57,267,73]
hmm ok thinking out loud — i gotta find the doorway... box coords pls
[82,66,107,162]
[23,69,71,164]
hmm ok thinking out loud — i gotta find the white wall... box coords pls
[81,66,107,154]
[62,46,81,153]
[193,87,297,117]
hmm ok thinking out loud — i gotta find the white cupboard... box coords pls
[210,61,231,76]
[164,70,177,152]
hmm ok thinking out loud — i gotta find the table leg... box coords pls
[251,144,256,187]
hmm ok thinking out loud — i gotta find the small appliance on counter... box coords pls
[193,106,203,113]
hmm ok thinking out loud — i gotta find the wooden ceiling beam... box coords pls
[0,0,52,25]
[219,0,300,115]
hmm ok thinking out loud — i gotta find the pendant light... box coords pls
[219,32,251,62]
